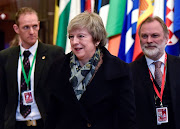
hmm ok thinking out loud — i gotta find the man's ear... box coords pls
[13,24,19,34]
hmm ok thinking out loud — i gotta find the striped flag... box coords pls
[85,0,91,12]
[53,0,71,49]
[174,0,180,38]
[95,0,110,51]
[81,0,95,12]
[53,0,59,45]
[173,0,180,56]
[153,0,164,19]
[106,0,126,56]
[53,0,81,53]
[118,0,139,63]
[65,0,81,53]
[132,0,154,61]
[165,0,180,56]
[98,0,109,29]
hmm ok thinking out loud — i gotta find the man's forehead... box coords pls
[141,22,163,32]
[142,20,162,28]
[18,14,39,25]
[18,13,38,21]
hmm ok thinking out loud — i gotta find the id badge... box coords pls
[22,90,34,105]
[156,107,168,125]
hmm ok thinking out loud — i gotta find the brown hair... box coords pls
[138,16,169,37]
[67,11,107,47]
[10,34,20,47]
[15,7,39,26]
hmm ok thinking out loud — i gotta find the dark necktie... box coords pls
[154,61,162,87]
[20,50,31,118]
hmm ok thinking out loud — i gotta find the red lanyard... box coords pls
[148,54,167,104]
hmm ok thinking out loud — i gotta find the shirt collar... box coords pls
[20,40,38,57]
[145,52,165,67]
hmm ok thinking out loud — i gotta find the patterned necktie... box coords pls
[154,61,163,87]
[20,50,31,118]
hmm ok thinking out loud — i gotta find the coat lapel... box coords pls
[63,55,91,123]
[137,56,156,109]
[34,42,47,89]
[79,48,113,105]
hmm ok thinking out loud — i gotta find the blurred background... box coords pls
[0,0,180,63]
[0,0,55,50]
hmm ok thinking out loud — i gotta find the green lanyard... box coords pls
[20,49,37,90]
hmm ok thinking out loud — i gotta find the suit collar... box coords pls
[9,43,47,92]
[20,41,38,57]
[145,53,165,66]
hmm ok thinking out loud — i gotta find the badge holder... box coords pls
[156,105,168,125]
[22,90,34,105]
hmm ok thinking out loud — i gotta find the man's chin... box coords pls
[143,49,158,58]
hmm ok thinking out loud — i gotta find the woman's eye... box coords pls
[78,35,84,38]
[68,35,74,39]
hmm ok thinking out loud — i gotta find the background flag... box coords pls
[106,0,126,56]
[174,0,180,39]
[53,0,71,50]
[54,0,180,61]
[165,0,180,56]
[132,0,154,61]
[118,0,139,63]
[96,0,110,49]
[53,0,59,45]
[64,0,81,53]
[98,0,109,29]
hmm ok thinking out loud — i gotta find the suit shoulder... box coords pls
[103,51,130,79]
[167,54,180,69]
[129,59,140,68]
[102,47,128,68]
[0,46,18,55]
[39,43,65,56]
[104,49,128,69]
[43,43,64,51]
[0,47,19,61]
[129,56,146,73]
[168,54,180,61]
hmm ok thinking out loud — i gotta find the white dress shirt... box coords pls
[16,40,41,121]
[145,53,165,79]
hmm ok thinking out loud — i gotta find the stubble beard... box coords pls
[141,44,165,60]
[143,47,159,58]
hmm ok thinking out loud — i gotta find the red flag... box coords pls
[85,0,91,12]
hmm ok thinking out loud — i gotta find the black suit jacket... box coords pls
[45,47,136,129]
[0,42,64,129]
[129,54,180,129]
